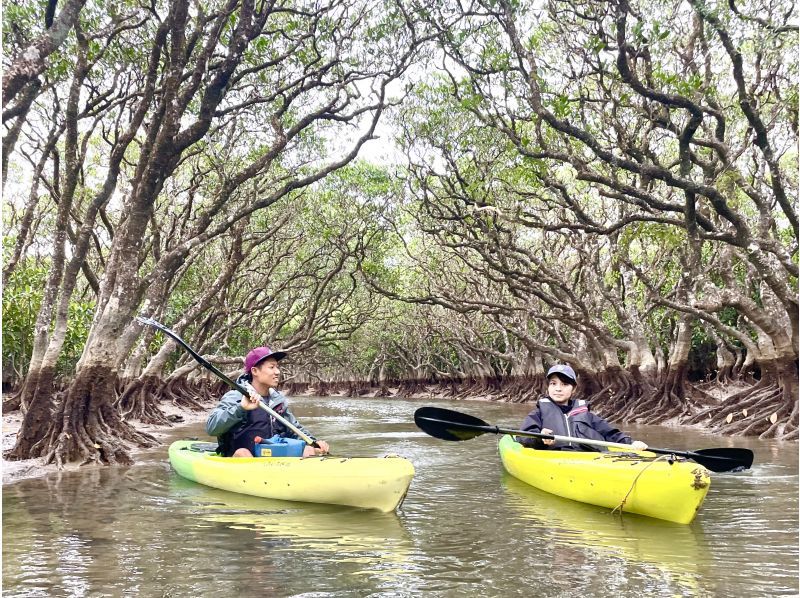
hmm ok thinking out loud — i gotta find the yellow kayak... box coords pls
[168,440,415,512]
[498,435,711,524]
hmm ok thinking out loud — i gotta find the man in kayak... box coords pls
[206,346,330,457]
[516,364,648,451]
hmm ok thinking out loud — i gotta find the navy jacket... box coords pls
[516,397,632,450]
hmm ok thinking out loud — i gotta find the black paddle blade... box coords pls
[689,448,754,473]
[414,406,493,442]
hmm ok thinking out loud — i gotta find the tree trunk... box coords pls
[7,336,158,464]
[5,364,59,458]
[2,0,88,107]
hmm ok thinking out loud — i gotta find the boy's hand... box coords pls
[541,428,555,446]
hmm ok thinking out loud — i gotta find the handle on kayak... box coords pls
[135,317,319,448]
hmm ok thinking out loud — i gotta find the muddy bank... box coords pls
[2,402,209,486]
[283,377,524,402]
[282,376,740,405]
[284,375,797,441]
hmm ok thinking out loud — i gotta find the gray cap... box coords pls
[546,364,577,383]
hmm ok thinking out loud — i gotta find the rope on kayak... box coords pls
[611,454,673,516]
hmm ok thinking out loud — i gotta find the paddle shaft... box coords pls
[423,416,640,451]
[422,415,749,464]
[136,317,316,446]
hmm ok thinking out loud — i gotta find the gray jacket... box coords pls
[205,383,315,441]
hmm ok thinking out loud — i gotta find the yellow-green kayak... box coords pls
[168,440,415,512]
[498,435,711,524]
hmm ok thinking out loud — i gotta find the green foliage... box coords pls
[600,306,625,340]
[586,35,607,53]
[690,320,711,347]
[1,255,95,381]
[718,306,738,327]
[2,259,47,381]
[2,1,41,52]
[60,299,94,374]
[552,94,571,118]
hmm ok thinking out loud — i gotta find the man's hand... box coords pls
[302,440,330,457]
[240,394,260,411]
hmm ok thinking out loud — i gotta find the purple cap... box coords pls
[244,346,287,372]
[546,364,577,383]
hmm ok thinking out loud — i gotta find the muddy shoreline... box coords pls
[2,402,210,486]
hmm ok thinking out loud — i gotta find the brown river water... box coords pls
[3,396,798,596]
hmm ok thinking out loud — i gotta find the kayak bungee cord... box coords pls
[611,454,676,517]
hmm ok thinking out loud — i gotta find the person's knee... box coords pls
[232,448,253,457]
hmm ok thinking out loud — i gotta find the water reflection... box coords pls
[4,466,178,596]
[172,477,413,574]
[4,462,418,596]
[502,473,708,594]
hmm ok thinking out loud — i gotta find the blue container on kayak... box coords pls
[254,435,305,457]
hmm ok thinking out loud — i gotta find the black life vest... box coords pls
[217,401,288,457]
[538,398,606,450]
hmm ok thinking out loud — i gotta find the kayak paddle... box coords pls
[136,317,319,448]
[414,406,754,473]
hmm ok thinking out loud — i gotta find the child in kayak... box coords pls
[206,346,330,458]
[516,364,648,451]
